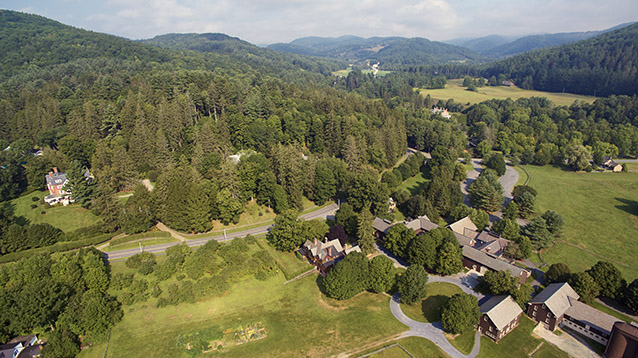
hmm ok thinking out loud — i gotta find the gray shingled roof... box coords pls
[304,239,344,260]
[405,215,439,233]
[529,282,580,317]
[565,296,619,335]
[462,246,529,278]
[372,217,393,233]
[45,171,67,186]
[480,295,523,331]
[449,216,477,235]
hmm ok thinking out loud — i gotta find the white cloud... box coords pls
[7,0,638,43]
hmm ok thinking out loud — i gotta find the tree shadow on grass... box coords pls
[421,295,450,322]
[615,197,638,216]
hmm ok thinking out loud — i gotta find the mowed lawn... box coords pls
[478,316,568,358]
[7,190,100,232]
[523,165,638,280]
[401,282,463,323]
[83,267,407,357]
[363,337,450,358]
[396,171,429,196]
[417,79,596,107]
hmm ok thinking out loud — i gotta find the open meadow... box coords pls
[80,248,406,358]
[521,165,638,281]
[417,79,597,107]
[6,190,101,232]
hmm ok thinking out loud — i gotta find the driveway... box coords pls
[499,163,519,204]
[390,294,482,358]
[532,325,600,358]
[461,159,483,206]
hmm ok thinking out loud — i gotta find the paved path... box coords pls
[533,325,599,358]
[390,294,482,358]
[461,159,483,206]
[375,243,408,269]
[104,203,338,261]
[499,163,519,204]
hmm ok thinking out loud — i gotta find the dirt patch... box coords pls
[168,315,177,320]
[184,313,193,319]
[316,295,349,312]
[143,313,154,321]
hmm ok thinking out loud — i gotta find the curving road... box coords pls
[104,203,339,261]
[390,291,482,358]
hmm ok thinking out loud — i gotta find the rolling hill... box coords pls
[482,22,638,96]
[268,36,487,69]
[141,33,345,76]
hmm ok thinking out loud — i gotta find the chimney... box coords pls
[53,167,58,174]
[49,172,53,178]
[324,237,327,243]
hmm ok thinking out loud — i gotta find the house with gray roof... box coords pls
[404,215,439,235]
[448,216,477,236]
[462,246,530,283]
[478,295,523,342]
[527,282,621,345]
[372,217,393,241]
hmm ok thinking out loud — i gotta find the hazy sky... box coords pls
[6,0,638,44]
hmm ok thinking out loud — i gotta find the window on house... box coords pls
[489,326,493,332]
[534,305,538,311]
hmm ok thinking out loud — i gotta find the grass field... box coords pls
[255,235,312,280]
[478,316,568,358]
[417,79,597,107]
[401,282,463,323]
[6,190,100,232]
[396,171,429,196]
[81,260,406,357]
[447,331,475,355]
[362,337,450,358]
[522,165,638,281]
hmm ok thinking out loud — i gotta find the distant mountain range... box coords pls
[446,22,635,57]
[268,36,487,69]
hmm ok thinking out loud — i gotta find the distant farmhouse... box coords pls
[44,167,91,206]
[431,107,452,119]
[300,238,361,275]
[527,282,619,345]
[602,156,624,172]
[372,215,530,282]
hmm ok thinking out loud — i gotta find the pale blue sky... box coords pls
[4,0,638,44]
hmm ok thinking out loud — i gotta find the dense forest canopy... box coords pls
[268,35,487,69]
[481,22,638,96]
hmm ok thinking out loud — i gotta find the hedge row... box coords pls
[0,233,113,263]
[109,231,172,247]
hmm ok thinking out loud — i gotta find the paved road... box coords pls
[499,163,519,204]
[104,203,339,261]
[461,159,483,207]
[390,293,482,358]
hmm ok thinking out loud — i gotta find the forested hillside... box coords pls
[269,36,486,69]
[141,33,345,76]
[482,23,638,96]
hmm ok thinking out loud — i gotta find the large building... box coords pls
[300,238,361,275]
[527,282,619,345]
[605,322,638,358]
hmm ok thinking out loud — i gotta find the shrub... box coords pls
[31,196,40,202]
[30,204,37,209]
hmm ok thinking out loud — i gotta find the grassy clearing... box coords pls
[366,345,411,357]
[401,282,463,323]
[254,235,312,280]
[447,331,475,355]
[522,165,638,280]
[208,199,276,232]
[360,337,450,358]
[7,190,100,232]
[396,171,429,196]
[85,250,406,357]
[101,237,178,252]
[478,316,568,358]
[417,79,596,107]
